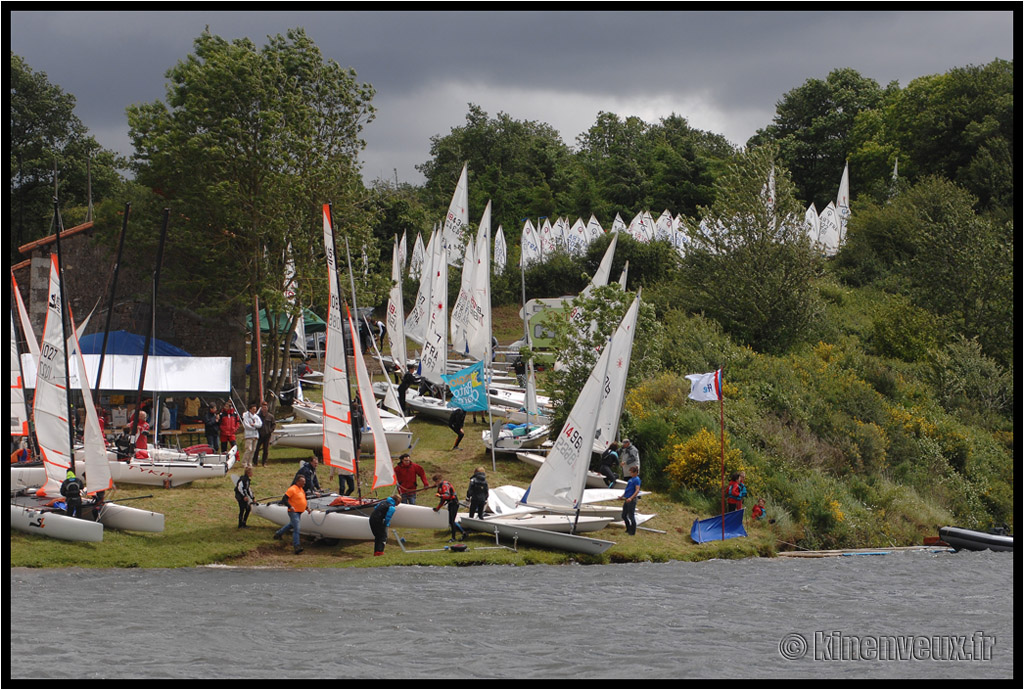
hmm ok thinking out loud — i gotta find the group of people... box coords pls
[204,400,275,465]
[726,470,767,521]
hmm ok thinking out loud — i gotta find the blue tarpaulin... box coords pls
[690,509,747,543]
[78,331,192,357]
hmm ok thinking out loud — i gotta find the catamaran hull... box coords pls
[459,516,614,555]
[11,465,47,492]
[10,504,104,542]
[271,422,413,455]
[251,502,374,540]
[306,495,459,531]
[106,457,234,487]
[94,502,165,532]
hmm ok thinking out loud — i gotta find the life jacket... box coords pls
[449,408,466,430]
[752,504,765,519]
[727,481,746,505]
[600,449,619,467]
[436,480,457,502]
[467,474,488,500]
[62,477,82,500]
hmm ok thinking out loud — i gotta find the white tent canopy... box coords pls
[20,353,232,393]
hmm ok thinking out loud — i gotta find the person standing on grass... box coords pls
[255,400,275,467]
[241,402,262,469]
[466,467,489,519]
[204,404,221,452]
[620,465,641,536]
[235,466,255,528]
[448,407,467,450]
[395,453,429,504]
[273,475,310,554]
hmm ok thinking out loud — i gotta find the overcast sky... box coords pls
[10,10,1015,186]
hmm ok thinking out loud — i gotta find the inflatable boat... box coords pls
[938,526,1013,552]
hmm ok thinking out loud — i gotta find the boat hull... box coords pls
[482,425,550,453]
[251,502,374,540]
[516,451,627,489]
[10,503,104,542]
[939,526,1014,552]
[307,495,456,530]
[271,422,413,455]
[459,516,614,555]
[94,502,165,532]
[11,465,47,492]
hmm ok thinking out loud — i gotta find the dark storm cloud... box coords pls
[10,10,1014,184]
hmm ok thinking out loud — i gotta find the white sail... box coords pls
[586,214,604,243]
[421,238,448,386]
[610,213,627,235]
[804,204,820,245]
[386,236,408,375]
[655,210,673,242]
[580,232,618,299]
[346,305,396,490]
[465,201,492,363]
[568,217,588,256]
[69,318,112,495]
[523,296,641,510]
[398,230,408,271]
[494,224,507,276]
[11,273,40,361]
[10,311,30,437]
[817,202,841,256]
[405,228,438,345]
[521,219,542,267]
[320,205,356,471]
[618,261,629,290]
[33,255,73,496]
[539,217,555,258]
[836,161,850,244]
[593,290,640,454]
[450,231,478,355]
[409,231,425,280]
[443,163,469,266]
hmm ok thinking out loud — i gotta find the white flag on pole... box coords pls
[686,369,723,402]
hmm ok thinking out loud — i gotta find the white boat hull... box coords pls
[482,425,550,453]
[517,451,627,489]
[10,503,104,542]
[271,422,413,455]
[307,495,457,530]
[95,502,165,532]
[104,448,236,487]
[459,516,614,555]
[11,465,47,492]
[251,502,374,540]
[462,512,612,533]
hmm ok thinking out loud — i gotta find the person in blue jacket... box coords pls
[369,494,402,556]
[620,465,642,535]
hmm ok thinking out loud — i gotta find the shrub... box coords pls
[870,295,942,361]
[665,428,743,495]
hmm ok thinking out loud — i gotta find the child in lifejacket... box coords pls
[751,497,767,520]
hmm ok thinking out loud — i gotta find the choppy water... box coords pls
[10,550,1013,679]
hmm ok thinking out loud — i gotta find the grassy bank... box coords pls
[10,410,781,568]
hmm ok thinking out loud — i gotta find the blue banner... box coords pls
[441,360,488,412]
[690,509,747,543]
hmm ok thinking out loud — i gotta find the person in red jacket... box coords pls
[726,471,747,512]
[219,403,240,453]
[432,472,465,542]
[395,453,429,504]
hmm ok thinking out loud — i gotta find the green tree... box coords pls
[9,52,126,258]
[750,68,884,209]
[127,28,379,401]
[677,144,823,354]
[529,284,662,430]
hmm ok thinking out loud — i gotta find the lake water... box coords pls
[10,550,1013,679]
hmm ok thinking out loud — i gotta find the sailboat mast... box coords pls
[94,202,130,401]
[324,204,360,496]
[340,234,365,499]
[50,198,76,471]
[130,209,169,442]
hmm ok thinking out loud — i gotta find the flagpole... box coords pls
[719,368,726,541]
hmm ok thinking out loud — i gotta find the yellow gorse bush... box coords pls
[665,428,744,494]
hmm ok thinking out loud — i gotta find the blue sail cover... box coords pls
[690,509,747,543]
